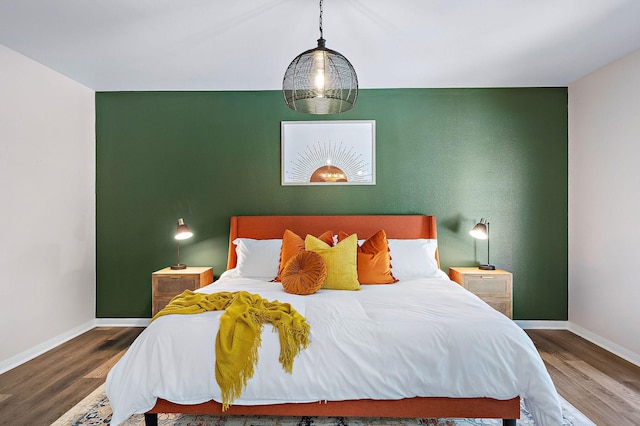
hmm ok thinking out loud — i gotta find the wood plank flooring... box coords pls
[0,327,143,426]
[526,330,640,425]
[0,328,638,425]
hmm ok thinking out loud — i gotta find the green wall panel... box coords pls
[96,88,568,319]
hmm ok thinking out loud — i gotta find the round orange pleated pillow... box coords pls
[281,250,327,295]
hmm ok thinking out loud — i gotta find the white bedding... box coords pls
[106,272,563,426]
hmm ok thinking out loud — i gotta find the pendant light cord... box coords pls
[319,0,323,39]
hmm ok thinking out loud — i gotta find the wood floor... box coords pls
[526,330,640,425]
[0,328,639,425]
[0,327,144,426]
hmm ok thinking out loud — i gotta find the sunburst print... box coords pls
[281,121,376,186]
[286,141,372,183]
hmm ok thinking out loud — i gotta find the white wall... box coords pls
[0,44,96,371]
[569,48,640,366]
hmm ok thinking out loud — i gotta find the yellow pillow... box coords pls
[305,233,360,291]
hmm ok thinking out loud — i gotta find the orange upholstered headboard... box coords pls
[227,215,438,270]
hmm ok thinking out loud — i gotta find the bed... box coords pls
[106,215,562,426]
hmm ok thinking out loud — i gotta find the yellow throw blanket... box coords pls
[152,290,310,410]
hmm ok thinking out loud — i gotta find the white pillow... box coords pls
[387,239,442,278]
[232,238,282,278]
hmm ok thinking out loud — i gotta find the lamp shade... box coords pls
[469,218,488,240]
[283,38,358,114]
[175,218,193,240]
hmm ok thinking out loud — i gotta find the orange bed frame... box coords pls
[146,215,519,426]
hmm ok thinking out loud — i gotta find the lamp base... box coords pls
[479,264,496,270]
[170,263,188,270]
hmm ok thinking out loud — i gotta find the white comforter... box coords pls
[106,272,563,425]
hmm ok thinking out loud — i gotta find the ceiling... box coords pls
[1,0,640,91]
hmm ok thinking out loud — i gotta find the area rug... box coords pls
[51,384,595,426]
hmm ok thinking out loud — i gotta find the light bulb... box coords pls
[314,51,326,97]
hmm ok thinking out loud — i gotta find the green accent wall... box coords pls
[96,88,568,320]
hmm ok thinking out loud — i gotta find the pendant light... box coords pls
[283,0,358,114]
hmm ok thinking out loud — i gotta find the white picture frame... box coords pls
[281,120,376,186]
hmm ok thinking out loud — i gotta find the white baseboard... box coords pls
[515,320,569,329]
[0,319,96,375]
[0,318,151,375]
[94,318,151,327]
[568,322,640,368]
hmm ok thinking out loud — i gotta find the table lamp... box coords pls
[171,218,193,270]
[470,218,495,270]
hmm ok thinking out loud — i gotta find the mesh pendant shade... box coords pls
[283,38,358,114]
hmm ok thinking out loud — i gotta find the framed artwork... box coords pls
[281,120,376,186]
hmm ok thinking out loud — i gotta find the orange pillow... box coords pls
[337,230,398,284]
[273,229,333,282]
[281,250,327,295]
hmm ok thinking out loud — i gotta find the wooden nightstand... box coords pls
[151,267,213,316]
[448,267,513,319]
